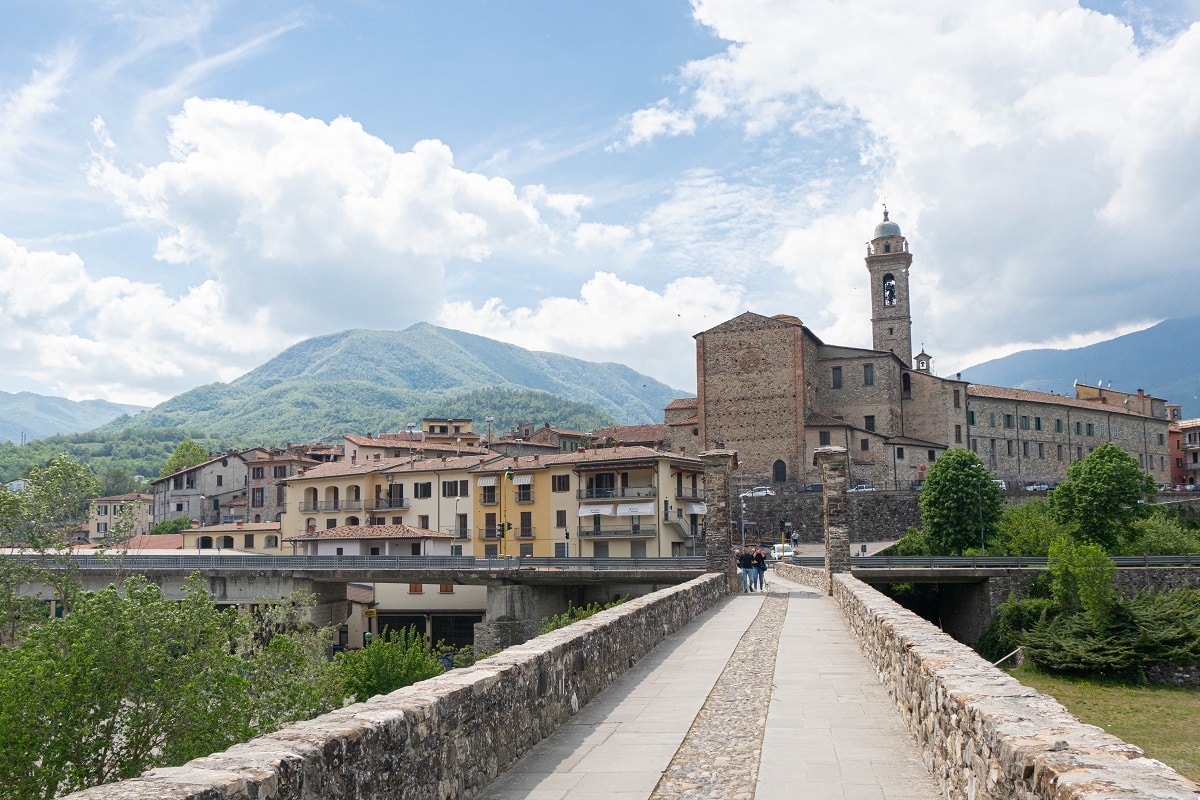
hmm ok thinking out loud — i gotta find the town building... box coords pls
[675,210,1173,489]
[181,521,284,553]
[150,448,265,527]
[469,445,706,559]
[85,493,153,543]
[1179,418,1200,487]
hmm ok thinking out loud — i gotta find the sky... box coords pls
[3,0,1199,407]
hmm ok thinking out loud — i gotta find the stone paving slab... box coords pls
[478,573,942,800]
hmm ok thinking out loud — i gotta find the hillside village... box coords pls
[70,212,1200,648]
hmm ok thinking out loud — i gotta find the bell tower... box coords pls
[865,207,913,366]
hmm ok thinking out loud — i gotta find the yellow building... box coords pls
[181,521,284,554]
[470,445,706,559]
[86,493,153,543]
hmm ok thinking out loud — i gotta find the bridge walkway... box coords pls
[479,572,941,799]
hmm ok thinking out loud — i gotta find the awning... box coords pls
[476,476,497,487]
[578,503,614,517]
[616,501,655,517]
[683,501,708,515]
[511,474,532,486]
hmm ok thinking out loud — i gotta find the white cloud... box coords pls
[0,49,74,174]
[437,272,746,391]
[614,100,697,149]
[88,98,589,337]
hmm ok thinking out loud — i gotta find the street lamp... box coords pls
[406,423,417,458]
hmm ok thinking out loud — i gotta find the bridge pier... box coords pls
[814,446,852,595]
[701,448,739,592]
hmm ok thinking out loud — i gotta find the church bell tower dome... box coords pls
[865,206,913,366]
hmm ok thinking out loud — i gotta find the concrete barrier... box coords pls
[777,563,1199,799]
[64,573,727,800]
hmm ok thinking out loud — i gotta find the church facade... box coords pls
[668,211,1174,490]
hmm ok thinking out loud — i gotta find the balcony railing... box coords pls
[299,502,319,512]
[675,488,705,501]
[480,495,499,506]
[479,528,500,540]
[577,525,657,539]
[513,490,535,504]
[306,500,364,512]
[367,498,409,510]
[575,487,657,500]
[515,527,536,539]
[452,529,470,541]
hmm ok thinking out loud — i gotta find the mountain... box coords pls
[101,324,689,442]
[958,316,1200,417]
[0,391,146,444]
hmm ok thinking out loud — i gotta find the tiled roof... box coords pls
[968,384,1161,417]
[667,416,699,426]
[285,523,451,541]
[665,397,698,410]
[591,424,667,444]
[805,412,851,427]
[82,534,184,550]
[91,493,153,502]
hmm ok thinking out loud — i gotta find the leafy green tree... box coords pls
[1047,534,1118,632]
[1119,512,1200,556]
[992,499,1073,556]
[148,516,192,536]
[1049,442,1156,551]
[334,626,444,703]
[159,439,211,477]
[918,448,1004,555]
[0,577,343,800]
[23,453,101,543]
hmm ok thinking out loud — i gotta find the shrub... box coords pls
[975,595,1056,662]
[538,597,627,635]
[333,626,444,703]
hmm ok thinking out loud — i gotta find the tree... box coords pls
[334,626,444,703]
[159,440,211,478]
[148,516,192,536]
[992,499,1074,557]
[918,448,1004,555]
[1049,442,1156,551]
[23,453,101,543]
[0,576,342,800]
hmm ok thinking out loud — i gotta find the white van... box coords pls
[771,544,794,562]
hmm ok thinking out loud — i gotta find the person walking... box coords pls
[737,547,755,592]
[751,545,767,590]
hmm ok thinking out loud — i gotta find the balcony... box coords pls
[452,529,470,541]
[367,498,409,510]
[577,525,658,539]
[479,528,500,540]
[480,494,499,506]
[513,490,535,504]
[675,487,705,501]
[307,500,364,512]
[576,487,657,500]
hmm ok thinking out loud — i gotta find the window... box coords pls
[955,424,962,443]
[863,364,874,386]
[244,534,254,549]
[408,583,424,594]
[953,389,961,408]
[554,542,568,558]
[1023,441,1030,457]
[442,480,466,498]
[265,535,279,548]
[928,450,936,461]
[1019,416,1029,430]
[485,544,498,557]
[1055,419,1064,433]
[251,467,265,479]
[1074,421,1083,435]
[481,485,497,504]
[414,482,432,498]
[896,447,905,459]
[418,515,429,528]
[1057,444,1064,461]
[1086,423,1095,437]
[277,485,285,505]
[819,431,831,446]
[1007,440,1015,456]
[552,475,570,492]
[1077,446,1083,460]
[96,522,108,534]
[860,439,869,451]
[902,373,911,396]
[831,366,842,389]
[1004,414,1014,429]
[216,475,223,487]
[989,412,996,427]
[1158,433,1166,446]
[556,509,567,528]
[967,410,975,425]
[96,504,108,515]
[326,519,338,528]
[175,503,183,512]
[1034,417,1042,431]
[251,487,264,507]
[335,547,343,555]
[519,543,534,557]
[440,584,454,594]
[593,542,609,558]
[408,543,419,555]
[273,465,288,478]
[864,415,875,432]
[1038,443,1045,459]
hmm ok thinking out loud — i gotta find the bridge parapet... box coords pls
[815,570,1199,799]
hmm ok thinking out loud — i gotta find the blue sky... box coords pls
[2,1,1199,406]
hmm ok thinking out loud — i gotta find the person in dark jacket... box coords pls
[737,547,755,592]
[751,546,767,590]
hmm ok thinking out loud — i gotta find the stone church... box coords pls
[665,211,1174,490]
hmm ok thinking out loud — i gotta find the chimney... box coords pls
[236,520,244,528]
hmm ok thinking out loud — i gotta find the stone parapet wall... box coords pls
[65,573,728,800]
[827,573,1199,799]
[775,562,827,593]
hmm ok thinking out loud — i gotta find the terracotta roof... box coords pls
[665,397,698,410]
[346,583,375,604]
[285,523,451,542]
[474,445,701,474]
[591,424,667,445]
[805,412,851,427]
[968,384,1164,418]
[667,416,699,427]
[83,534,184,551]
[91,493,153,502]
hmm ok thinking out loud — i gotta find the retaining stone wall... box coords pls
[824,572,1198,799]
[64,573,727,800]
[740,491,921,545]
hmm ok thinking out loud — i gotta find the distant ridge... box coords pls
[97,323,689,442]
[958,316,1200,417]
[0,391,146,444]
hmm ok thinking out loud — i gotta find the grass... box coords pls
[1010,663,1200,783]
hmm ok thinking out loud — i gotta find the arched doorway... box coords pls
[772,459,787,483]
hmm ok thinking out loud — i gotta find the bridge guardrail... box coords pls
[0,554,708,572]
[791,554,1200,569]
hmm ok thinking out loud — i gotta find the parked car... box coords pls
[771,543,794,562]
[1024,482,1049,492]
[740,486,775,498]
[992,479,1007,490]
[847,484,875,492]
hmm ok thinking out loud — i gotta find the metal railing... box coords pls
[575,487,657,500]
[788,554,1200,569]
[675,488,705,501]
[367,498,409,510]
[577,525,657,539]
